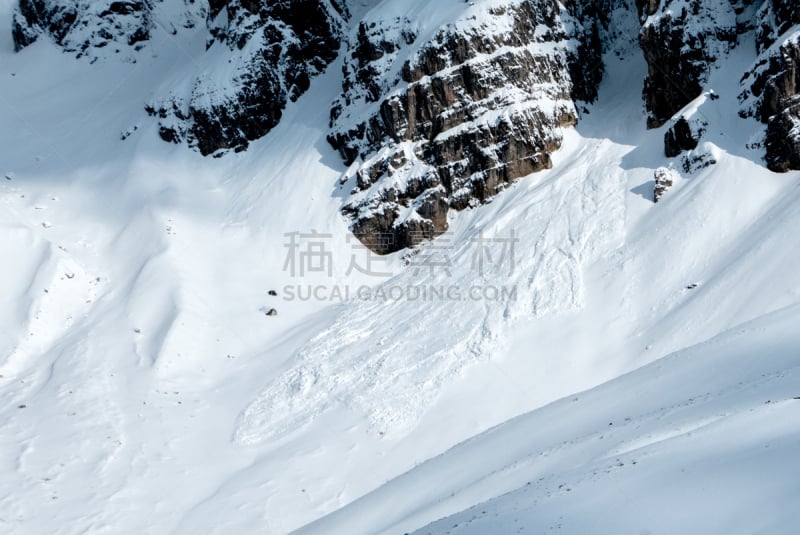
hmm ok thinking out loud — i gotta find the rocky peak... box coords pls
[664,115,706,157]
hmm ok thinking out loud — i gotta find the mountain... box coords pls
[12,0,800,249]
[1,0,799,534]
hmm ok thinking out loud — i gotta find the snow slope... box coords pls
[1,0,799,534]
[297,41,800,535]
[301,305,800,535]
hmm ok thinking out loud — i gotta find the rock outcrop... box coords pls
[740,1,800,171]
[328,0,604,254]
[664,114,716,172]
[637,0,739,128]
[764,100,800,172]
[755,0,800,51]
[653,166,675,202]
[664,115,706,157]
[151,0,348,155]
[12,0,164,58]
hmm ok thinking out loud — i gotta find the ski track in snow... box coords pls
[234,128,628,444]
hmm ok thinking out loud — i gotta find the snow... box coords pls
[1,1,799,534]
[300,305,800,535]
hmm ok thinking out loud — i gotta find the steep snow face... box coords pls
[328,0,604,253]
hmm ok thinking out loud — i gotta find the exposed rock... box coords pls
[664,116,707,157]
[635,0,662,18]
[265,308,278,317]
[681,151,717,173]
[741,35,800,122]
[664,114,716,173]
[11,0,202,59]
[764,101,800,172]
[150,0,348,155]
[740,12,800,172]
[638,0,738,128]
[653,166,675,202]
[756,0,800,52]
[329,0,605,253]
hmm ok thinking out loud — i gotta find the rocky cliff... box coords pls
[327,0,604,253]
[10,0,800,251]
[740,0,800,172]
[636,0,745,128]
[12,0,164,58]
[150,0,348,155]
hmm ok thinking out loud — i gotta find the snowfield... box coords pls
[301,305,800,535]
[1,0,799,534]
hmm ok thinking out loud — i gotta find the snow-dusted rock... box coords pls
[653,166,675,202]
[740,1,800,171]
[12,0,161,58]
[329,0,604,253]
[150,0,348,155]
[764,100,800,172]
[664,115,707,157]
[755,0,799,52]
[637,0,739,128]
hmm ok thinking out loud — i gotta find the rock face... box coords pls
[12,0,162,58]
[764,100,800,172]
[663,114,717,172]
[10,0,800,244]
[664,116,706,157]
[328,0,604,254]
[637,0,739,128]
[756,0,800,51]
[151,0,348,155]
[740,1,800,171]
[653,167,675,202]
